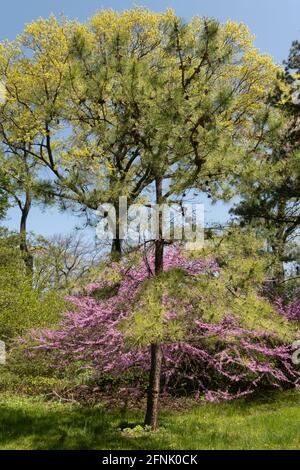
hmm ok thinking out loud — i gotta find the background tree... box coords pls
[0,228,64,342]
[0,18,71,270]
[33,233,102,292]
[0,149,53,272]
[232,40,300,288]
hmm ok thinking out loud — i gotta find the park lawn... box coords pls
[0,391,300,450]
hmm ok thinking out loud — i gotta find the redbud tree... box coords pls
[20,231,299,426]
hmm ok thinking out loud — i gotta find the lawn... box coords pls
[0,391,300,450]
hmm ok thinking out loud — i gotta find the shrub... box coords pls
[0,231,65,341]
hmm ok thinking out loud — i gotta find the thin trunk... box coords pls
[20,192,33,274]
[111,202,122,261]
[144,342,163,429]
[144,176,164,430]
[111,237,122,261]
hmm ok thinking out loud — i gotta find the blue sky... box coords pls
[2,0,300,237]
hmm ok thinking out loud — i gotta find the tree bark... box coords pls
[111,237,122,261]
[111,201,122,261]
[20,191,33,274]
[144,342,163,429]
[144,176,164,430]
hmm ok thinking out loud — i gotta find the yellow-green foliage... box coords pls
[122,230,294,347]
[0,237,65,341]
[0,8,283,211]
[121,269,188,346]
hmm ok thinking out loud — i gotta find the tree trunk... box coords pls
[111,237,122,261]
[111,201,122,261]
[20,192,33,274]
[144,342,163,429]
[144,176,164,430]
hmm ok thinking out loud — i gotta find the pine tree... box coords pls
[232,40,300,287]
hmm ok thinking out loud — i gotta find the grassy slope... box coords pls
[0,391,300,450]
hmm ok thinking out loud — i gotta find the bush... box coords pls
[0,231,65,341]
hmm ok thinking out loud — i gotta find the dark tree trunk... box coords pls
[111,237,122,261]
[111,201,122,261]
[20,192,33,274]
[144,176,164,430]
[144,342,163,429]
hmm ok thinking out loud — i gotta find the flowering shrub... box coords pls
[19,246,300,402]
[276,298,300,321]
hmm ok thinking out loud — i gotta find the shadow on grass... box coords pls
[0,401,140,450]
[1,391,300,450]
[0,400,172,450]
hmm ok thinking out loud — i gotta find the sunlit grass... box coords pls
[0,391,300,449]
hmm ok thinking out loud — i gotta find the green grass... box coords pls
[1,391,300,449]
